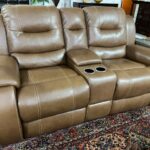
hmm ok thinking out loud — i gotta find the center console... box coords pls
[73,64,117,120]
[67,49,117,121]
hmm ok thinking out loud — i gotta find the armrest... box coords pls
[0,86,23,145]
[0,55,20,88]
[126,44,150,66]
[67,49,102,66]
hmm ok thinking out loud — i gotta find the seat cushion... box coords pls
[114,67,150,100]
[18,66,89,123]
[20,65,78,86]
[103,58,145,70]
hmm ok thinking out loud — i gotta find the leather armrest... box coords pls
[0,86,23,145]
[0,55,20,88]
[126,44,150,66]
[67,49,102,66]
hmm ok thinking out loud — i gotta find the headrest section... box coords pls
[84,7,127,47]
[60,8,88,51]
[2,5,61,33]
[61,8,86,30]
[84,6,126,30]
[2,5,64,53]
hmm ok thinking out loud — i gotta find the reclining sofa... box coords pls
[0,5,149,145]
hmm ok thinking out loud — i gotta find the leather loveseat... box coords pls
[0,5,149,145]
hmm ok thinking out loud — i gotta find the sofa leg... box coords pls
[0,86,23,145]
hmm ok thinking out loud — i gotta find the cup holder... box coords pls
[84,68,94,74]
[96,66,106,72]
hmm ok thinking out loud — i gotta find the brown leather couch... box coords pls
[0,5,149,145]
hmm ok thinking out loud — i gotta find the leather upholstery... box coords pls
[0,5,150,145]
[60,8,88,51]
[127,45,150,66]
[12,49,66,69]
[0,86,23,145]
[2,5,64,53]
[0,55,20,88]
[114,68,150,99]
[67,49,102,66]
[20,66,78,86]
[86,101,112,121]
[23,108,86,138]
[103,58,145,70]
[111,93,150,114]
[90,45,126,60]
[126,15,135,46]
[72,64,117,104]
[2,5,65,68]
[84,6,127,59]
[68,64,117,120]
[18,71,89,122]
[0,15,8,54]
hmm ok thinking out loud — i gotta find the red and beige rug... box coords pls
[1,106,150,150]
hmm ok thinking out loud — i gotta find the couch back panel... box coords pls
[126,15,135,46]
[60,8,88,51]
[2,5,65,68]
[0,15,8,55]
[84,7,127,59]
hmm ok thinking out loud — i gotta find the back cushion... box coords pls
[60,8,88,51]
[84,7,127,59]
[0,15,8,55]
[2,5,65,68]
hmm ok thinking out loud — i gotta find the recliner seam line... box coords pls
[28,71,42,135]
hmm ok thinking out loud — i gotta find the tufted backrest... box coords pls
[0,15,8,55]
[84,7,127,60]
[2,5,65,69]
[60,8,88,51]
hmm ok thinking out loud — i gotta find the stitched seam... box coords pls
[60,68,76,124]
[25,70,32,86]
[24,71,29,86]
[123,71,133,98]
[21,74,77,87]
[28,72,42,135]
[61,68,76,110]
[28,71,34,85]
[107,61,120,70]
[34,84,42,135]
[28,72,39,119]
[117,63,122,70]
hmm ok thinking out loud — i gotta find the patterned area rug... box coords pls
[2,106,150,150]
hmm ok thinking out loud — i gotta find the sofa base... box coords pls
[73,64,117,104]
[86,101,112,121]
[0,86,23,145]
[110,93,150,114]
[23,108,86,138]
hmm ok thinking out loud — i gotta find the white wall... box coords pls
[57,0,122,8]
[31,0,122,7]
